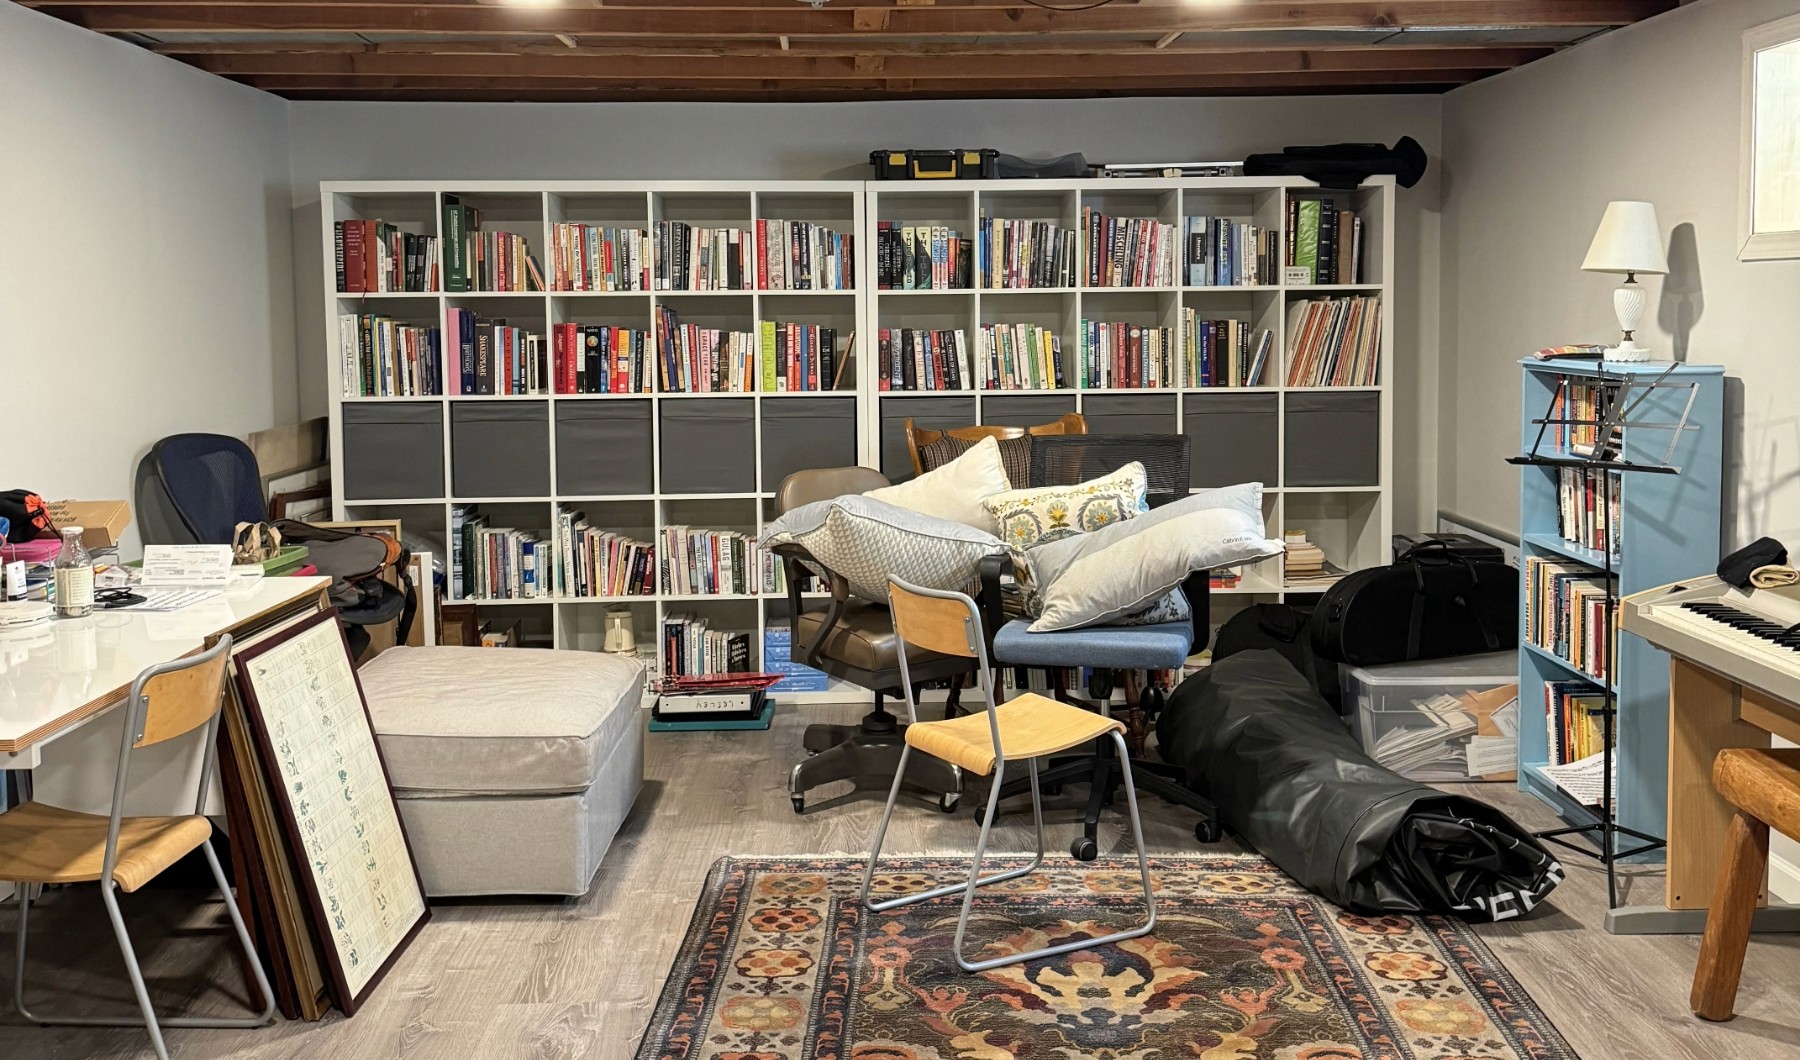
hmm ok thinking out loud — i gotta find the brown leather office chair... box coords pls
[903,412,1086,480]
[772,467,975,814]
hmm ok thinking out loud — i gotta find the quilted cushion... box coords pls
[359,646,643,795]
[761,493,1013,603]
[981,461,1148,550]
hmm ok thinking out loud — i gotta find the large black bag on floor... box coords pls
[1157,650,1562,920]
[1211,602,1343,714]
[1309,542,1517,667]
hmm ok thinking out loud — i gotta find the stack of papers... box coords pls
[1371,693,1479,779]
[1542,751,1616,807]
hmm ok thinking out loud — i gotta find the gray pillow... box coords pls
[1025,483,1281,632]
[762,493,1014,603]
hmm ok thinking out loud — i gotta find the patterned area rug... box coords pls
[636,855,1577,1060]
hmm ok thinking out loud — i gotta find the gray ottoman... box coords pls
[357,646,644,897]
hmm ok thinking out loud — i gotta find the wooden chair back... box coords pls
[903,413,1086,477]
[888,581,982,660]
[132,638,232,748]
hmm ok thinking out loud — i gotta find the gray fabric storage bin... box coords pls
[342,403,444,500]
[660,399,756,493]
[879,396,976,482]
[1185,393,1279,488]
[557,401,654,496]
[982,394,1077,428]
[452,402,550,497]
[1082,393,1178,436]
[762,398,858,490]
[1285,392,1380,486]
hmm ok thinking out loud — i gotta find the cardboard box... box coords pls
[47,500,131,549]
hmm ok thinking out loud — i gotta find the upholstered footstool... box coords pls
[357,646,644,897]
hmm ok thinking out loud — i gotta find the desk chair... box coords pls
[903,413,1086,480]
[862,578,1155,972]
[981,434,1224,856]
[1691,747,1800,1021]
[774,468,970,814]
[0,637,275,1060]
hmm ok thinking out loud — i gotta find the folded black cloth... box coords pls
[1719,537,1788,589]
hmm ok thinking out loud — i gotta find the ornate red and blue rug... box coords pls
[636,855,1577,1060]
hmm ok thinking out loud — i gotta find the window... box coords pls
[1742,14,1800,260]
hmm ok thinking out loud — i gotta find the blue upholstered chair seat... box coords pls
[991,619,1194,670]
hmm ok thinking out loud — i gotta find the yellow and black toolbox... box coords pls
[869,148,1000,180]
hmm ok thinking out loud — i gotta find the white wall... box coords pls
[1440,0,1800,899]
[0,1,294,552]
[287,95,1443,531]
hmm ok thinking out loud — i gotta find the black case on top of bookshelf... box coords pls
[1285,392,1379,487]
[556,400,654,496]
[452,402,551,497]
[659,399,756,494]
[1186,393,1279,488]
[761,398,859,489]
[341,403,444,500]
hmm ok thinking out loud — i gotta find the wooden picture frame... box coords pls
[229,608,430,1016]
[1741,13,1800,261]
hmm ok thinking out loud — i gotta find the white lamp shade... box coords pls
[1581,200,1668,275]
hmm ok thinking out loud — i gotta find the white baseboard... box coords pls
[1771,852,1800,903]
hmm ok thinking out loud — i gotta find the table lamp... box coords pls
[1581,200,1668,362]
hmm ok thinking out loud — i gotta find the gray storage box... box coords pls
[762,398,858,490]
[342,403,444,500]
[879,396,976,482]
[1082,393,1178,436]
[659,398,756,493]
[981,394,1077,428]
[1285,392,1380,486]
[557,400,654,496]
[452,401,550,497]
[1186,393,1278,488]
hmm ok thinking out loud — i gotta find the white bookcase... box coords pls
[322,177,1394,692]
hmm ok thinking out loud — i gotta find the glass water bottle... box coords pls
[53,526,94,618]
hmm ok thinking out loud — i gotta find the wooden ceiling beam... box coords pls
[267,84,1461,103]
[46,1,1675,38]
[184,46,1544,80]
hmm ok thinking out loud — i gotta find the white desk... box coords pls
[0,577,329,814]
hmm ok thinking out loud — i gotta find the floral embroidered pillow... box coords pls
[980,461,1149,551]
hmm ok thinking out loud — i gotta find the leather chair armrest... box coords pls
[775,543,849,668]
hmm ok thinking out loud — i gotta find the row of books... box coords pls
[663,525,759,596]
[758,219,855,290]
[1284,296,1382,387]
[979,215,1078,289]
[1524,555,1616,684]
[1545,680,1611,767]
[759,321,847,392]
[1077,320,1176,389]
[1287,196,1363,285]
[443,196,543,293]
[553,506,656,598]
[877,328,972,392]
[452,510,547,600]
[548,223,650,292]
[335,220,440,293]
[446,308,547,396]
[551,323,654,395]
[762,552,824,596]
[875,223,973,290]
[654,306,757,394]
[338,314,442,397]
[1557,467,1622,557]
[1554,379,1621,456]
[1084,209,1178,287]
[1183,312,1273,388]
[1185,216,1278,286]
[662,613,752,678]
[977,323,1064,391]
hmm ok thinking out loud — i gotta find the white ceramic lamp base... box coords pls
[1608,279,1651,362]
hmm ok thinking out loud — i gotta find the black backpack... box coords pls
[273,519,415,642]
[1309,541,1517,668]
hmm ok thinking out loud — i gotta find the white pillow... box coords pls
[865,435,1011,533]
[761,493,1013,603]
[1026,484,1282,632]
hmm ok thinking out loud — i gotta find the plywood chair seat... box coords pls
[904,692,1121,776]
[0,802,212,894]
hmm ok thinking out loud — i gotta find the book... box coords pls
[655,306,757,393]
[877,222,968,290]
[1077,320,1174,389]
[760,321,842,392]
[339,314,442,397]
[979,212,1077,289]
[976,322,1064,391]
[1183,215,1276,286]
[1182,311,1272,388]
[1082,208,1176,287]
[548,222,650,292]
[1294,198,1321,284]
[758,218,854,290]
[1556,467,1622,557]
[655,221,754,291]
[1524,555,1617,684]
[446,309,548,395]
[878,327,972,391]
[662,612,753,679]
[661,526,759,596]
[549,322,652,395]
[334,220,440,294]
[1282,296,1382,387]
[452,506,547,600]
[553,505,655,598]
[1286,194,1362,285]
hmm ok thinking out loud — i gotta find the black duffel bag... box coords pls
[1310,541,1516,667]
[1157,650,1562,920]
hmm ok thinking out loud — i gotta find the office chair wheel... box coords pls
[1069,836,1099,861]
[938,792,960,814]
[1194,819,1224,844]
[791,795,806,814]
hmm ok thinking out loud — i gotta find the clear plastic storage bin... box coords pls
[1343,652,1519,782]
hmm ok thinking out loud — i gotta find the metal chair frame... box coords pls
[860,578,1156,972]
[13,636,275,1060]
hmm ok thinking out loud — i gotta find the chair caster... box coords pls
[1044,784,1064,796]
[791,795,805,814]
[1070,836,1099,861]
[1194,819,1224,843]
[938,792,960,814]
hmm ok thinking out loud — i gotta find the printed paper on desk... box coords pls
[140,545,234,587]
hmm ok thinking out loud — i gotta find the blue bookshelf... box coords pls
[1516,358,1723,852]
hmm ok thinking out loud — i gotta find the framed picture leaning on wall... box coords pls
[1742,13,1800,260]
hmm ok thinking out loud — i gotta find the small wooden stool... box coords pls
[1690,747,1800,1021]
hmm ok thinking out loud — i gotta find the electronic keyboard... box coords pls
[1622,575,1800,706]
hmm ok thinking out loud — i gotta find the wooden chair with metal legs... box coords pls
[0,636,275,1060]
[861,577,1156,972]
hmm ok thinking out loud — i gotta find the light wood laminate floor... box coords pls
[3,700,1799,1059]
